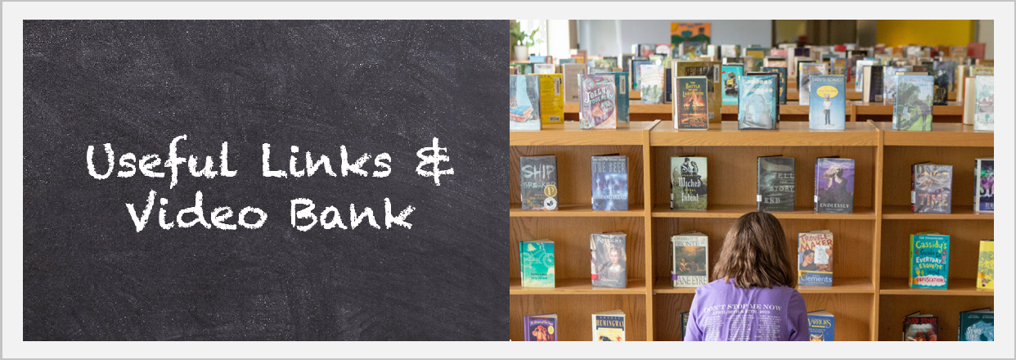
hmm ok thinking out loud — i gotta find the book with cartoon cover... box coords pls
[578,74,617,129]
[798,230,833,286]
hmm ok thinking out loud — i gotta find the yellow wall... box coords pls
[876,20,975,47]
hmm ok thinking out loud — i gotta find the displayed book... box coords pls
[524,313,558,341]
[975,158,994,213]
[607,72,630,123]
[720,44,740,58]
[760,66,788,104]
[520,155,558,211]
[592,310,625,341]
[903,312,938,341]
[757,156,796,211]
[962,76,977,125]
[745,47,766,72]
[853,60,876,92]
[578,74,617,130]
[738,74,778,130]
[959,308,994,341]
[862,65,884,103]
[671,156,707,210]
[630,57,651,90]
[674,60,722,123]
[969,65,994,76]
[950,46,967,58]
[509,75,541,131]
[534,63,555,74]
[589,67,612,74]
[798,230,833,286]
[639,64,666,104]
[721,64,744,105]
[520,239,555,288]
[563,63,587,104]
[536,74,564,125]
[798,62,828,106]
[892,75,934,131]
[814,157,854,213]
[910,232,950,289]
[591,155,628,211]
[977,239,994,290]
[912,162,952,214]
[830,58,847,76]
[665,68,673,102]
[674,76,709,130]
[974,75,994,131]
[680,311,690,341]
[931,61,956,105]
[619,53,634,73]
[590,232,627,288]
[807,310,835,341]
[671,232,708,287]
[882,66,912,105]
[762,56,787,68]
[808,75,846,130]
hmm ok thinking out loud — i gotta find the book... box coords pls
[591,155,628,211]
[974,75,993,131]
[674,60,722,123]
[738,74,778,130]
[762,57,787,68]
[798,63,827,106]
[798,230,833,286]
[892,75,934,131]
[520,239,555,288]
[680,312,690,340]
[760,66,788,104]
[630,58,651,90]
[578,74,617,130]
[853,60,876,92]
[536,74,564,125]
[639,64,666,104]
[607,72,630,123]
[671,156,707,210]
[903,312,939,341]
[830,58,847,76]
[807,310,835,341]
[757,156,795,211]
[590,233,627,288]
[509,75,541,130]
[862,65,883,103]
[977,239,994,290]
[809,75,846,130]
[721,64,743,105]
[969,65,994,76]
[592,310,625,341]
[563,63,587,104]
[665,68,673,102]
[910,232,950,289]
[975,158,994,213]
[959,308,993,341]
[814,157,854,213]
[619,53,634,73]
[912,163,952,214]
[962,77,977,125]
[881,66,912,105]
[524,313,558,341]
[671,232,708,287]
[745,47,766,72]
[674,76,709,130]
[520,155,558,211]
[720,44,740,58]
[932,61,956,105]
[534,63,554,74]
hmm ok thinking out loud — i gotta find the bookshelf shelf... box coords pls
[879,278,994,297]
[881,205,993,220]
[510,204,646,218]
[510,278,648,295]
[650,204,876,220]
[649,121,877,146]
[510,121,658,146]
[874,122,994,147]
[651,277,874,294]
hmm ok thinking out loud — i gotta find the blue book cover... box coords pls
[761,66,788,104]
[738,74,778,129]
[910,233,950,289]
[607,72,630,123]
[509,75,541,130]
[807,310,835,341]
[892,75,934,131]
[959,309,994,341]
[524,313,558,341]
[721,64,743,105]
[591,155,628,211]
[808,75,846,130]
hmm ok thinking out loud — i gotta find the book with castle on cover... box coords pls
[520,239,555,288]
[639,64,666,104]
[536,74,564,124]
[798,230,833,287]
[974,75,994,131]
[524,313,558,341]
[671,232,708,287]
[910,232,950,289]
[520,155,558,211]
[975,158,994,213]
[978,239,994,290]
[509,75,541,130]
[738,74,778,130]
[912,162,952,214]
[592,310,625,341]
[757,156,795,211]
[578,74,617,129]
[903,312,938,341]
[674,76,710,130]
[591,155,628,211]
[591,232,627,288]
[671,156,707,210]
[959,308,994,341]
[815,157,854,213]
[892,75,934,131]
[809,75,846,130]
[674,60,722,123]
[807,310,835,341]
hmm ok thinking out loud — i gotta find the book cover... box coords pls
[510,75,541,130]
[681,312,689,341]
[760,66,788,104]
[590,233,627,288]
[745,48,765,71]
[620,54,634,73]
[578,74,617,129]
[524,313,558,341]
[665,68,673,103]
[854,60,876,92]
[721,64,743,105]
[534,63,554,74]
[520,240,555,288]
[912,163,952,214]
[815,157,854,213]
[520,155,558,211]
[720,44,740,58]
[674,61,722,123]
[798,63,827,106]
[974,75,993,131]
[630,58,651,90]
[975,158,994,213]
[757,156,795,211]
[932,61,956,105]
[671,232,708,287]
[639,64,666,104]
[738,75,778,130]
[607,72,630,123]
[592,310,625,341]
[807,310,835,341]
[882,66,912,105]
[892,75,934,131]
[798,230,833,286]
[809,75,846,130]
[969,65,994,76]
[903,313,939,341]
[674,76,709,130]
[671,156,707,210]
[831,58,847,76]
[591,155,628,211]
[563,63,587,104]
[977,239,994,290]
[863,65,884,103]
[963,77,977,125]
[536,74,564,124]
[910,233,950,289]
[763,57,787,68]
[959,308,994,341]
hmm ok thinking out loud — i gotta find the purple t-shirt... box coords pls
[685,279,809,341]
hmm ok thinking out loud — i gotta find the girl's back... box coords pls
[686,279,808,341]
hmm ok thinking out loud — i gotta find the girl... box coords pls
[685,211,809,341]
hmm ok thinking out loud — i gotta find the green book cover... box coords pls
[910,233,950,289]
[520,240,555,288]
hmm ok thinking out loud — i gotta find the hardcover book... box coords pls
[815,157,854,213]
[910,233,950,289]
[862,65,884,103]
[674,60,722,123]
[510,75,541,130]
[524,313,558,341]
[963,77,977,125]
[536,74,564,124]
[681,312,690,340]
[807,310,836,341]
[591,233,627,288]
[760,66,788,104]
[620,53,634,73]
[809,75,846,130]
[903,312,938,341]
[520,155,558,211]
[721,64,744,105]
[607,72,630,123]
[854,60,876,92]
[959,308,994,341]
[665,68,673,102]
[762,57,787,68]
[798,230,833,286]
[520,239,555,288]
[630,58,651,90]
[798,62,827,106]
[563,63,587,104]
[738,74,778,130]
[882,66,912,105]
[892,75,934,131]
[745,47,766,71]
[720,44,740,58]
[830,58,847,76]
[671,156,707,210]
[969,65,994,76]
[534,63,555,74]
[975,158,994,213]
[591,155,627,211]
[977,239,994,290]
[757,156,795,211]
[974,75,993,131]
[639,64,666,104]
[671,232,708,287]
[674,76,709,130]
[578,74,617,129]
[592,310,625,341]
[932,61,956,105]
[912,163,952,214]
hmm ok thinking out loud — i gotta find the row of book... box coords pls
[523,310,626,341]
[904,309,995,341]
[520,155,627,211]
[520,232,628,289]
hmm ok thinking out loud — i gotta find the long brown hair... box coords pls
[713,211,797,289]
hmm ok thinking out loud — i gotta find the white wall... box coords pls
[577,20,772,56]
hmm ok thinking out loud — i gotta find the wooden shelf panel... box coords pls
[510,278,647,295]
[650,204,876,220]
[511,294,648,341]
[879,278,994,296]
[510,203,646,218]
[878,294,994,341]
[563,102,672,114]
[874,122,994,147]
[882,205,994,220]
[649,121,878,146]
[651,277,873,294]
[788,89,956,102]
[510,121,657,146]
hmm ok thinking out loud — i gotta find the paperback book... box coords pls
[671,156,707,210]
[977,239,994,290]
[757,156,795,211]
[592,310,625,341]
[882,66,912,105]
[524,313,558,341]
[520,155,558,211]
[932,61,956,105]
[536,74,564,124]
[760,66,788,104]
[591,155,628,211]
[814,157,854,213]
[910,232,950,289]
[807,310,835,341]
[738,74,778,130]
[630,58,651,90]
[520,239,555,287]
[862,65,884,103]
[912,163,952,214]
[671,232,708,287]
[563,63,587,104]
[578,74,617,129]
[674,76,709,130]
[591,233,627,288]
[892,75,934,131]
[798,230,833,286]
[798,63,828,106]
[975,158,994,213]
[959,308,994,341]
[903,312,938,341]
[674,60,722,123]
[974,75,993,131]
[809,75,846,130]
[639,64,666,104]
[830,58,847,76]
[607,72,630,123]
[721,64,744,105]
[509,75,541,130]
[854,60,876,92]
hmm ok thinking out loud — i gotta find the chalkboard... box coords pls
[23,20,508,340]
